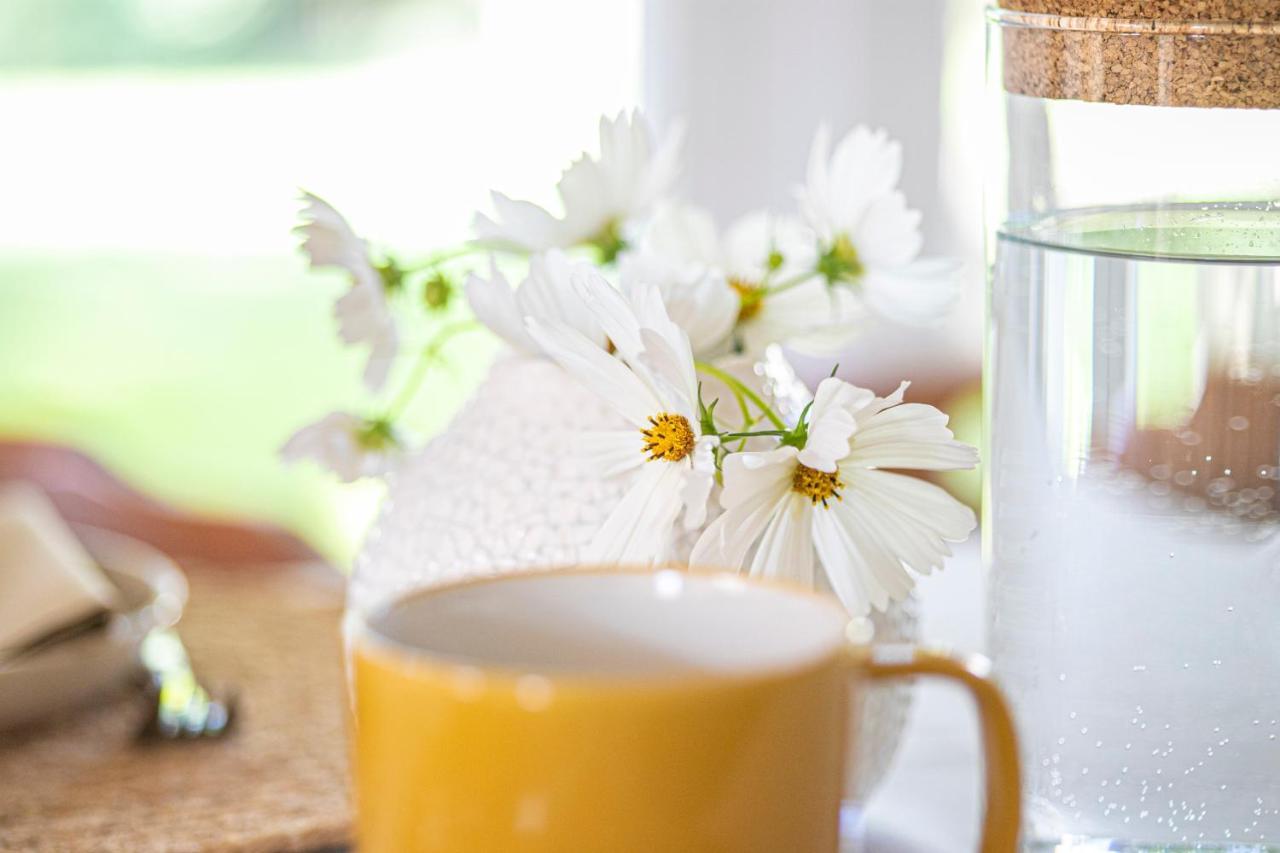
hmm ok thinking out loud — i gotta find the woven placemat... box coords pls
[0,562,351,852]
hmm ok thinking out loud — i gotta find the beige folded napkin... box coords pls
[0,481,119,655]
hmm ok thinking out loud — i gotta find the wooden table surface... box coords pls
[0,561,352,853]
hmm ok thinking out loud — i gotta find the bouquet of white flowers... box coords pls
[284,110,976,630]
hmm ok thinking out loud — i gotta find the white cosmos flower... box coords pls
[690,377,977,617]
[294,192,399,391]
[526,277,717,564]
[797,124,961,330]
[620,202,852,357]
[464,250,608,356]
[473,110,682,260]
[617,203,736,356]
[280,412,399,482]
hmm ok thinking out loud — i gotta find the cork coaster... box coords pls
[0,563,351,853]
[997,0,1280,108]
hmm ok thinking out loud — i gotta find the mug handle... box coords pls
[845,646,1022,853]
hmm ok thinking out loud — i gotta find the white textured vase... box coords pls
[353,349,918,803]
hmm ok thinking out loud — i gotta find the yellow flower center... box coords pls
[729,278,765,322]
[792,463,843,507]
[641,413,696,462]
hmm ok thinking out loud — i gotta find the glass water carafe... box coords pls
[986,2,1280,849]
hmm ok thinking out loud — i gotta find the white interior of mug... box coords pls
[364,569,849,678]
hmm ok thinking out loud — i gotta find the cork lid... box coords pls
[1001,1,1280,21]
[996,0,1280,108]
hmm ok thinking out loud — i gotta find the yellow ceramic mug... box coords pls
[351,568,1020,852]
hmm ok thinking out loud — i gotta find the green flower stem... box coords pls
[401,244,485,272]
[718,430,787,442]
[694,361,786,430]
[383,321,479,420]
[762,269,818,296]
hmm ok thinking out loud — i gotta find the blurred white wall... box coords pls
[642,0,987,388]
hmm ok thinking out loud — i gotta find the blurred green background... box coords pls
[0,0,640,563]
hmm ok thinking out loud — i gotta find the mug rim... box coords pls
[353,565,856,691]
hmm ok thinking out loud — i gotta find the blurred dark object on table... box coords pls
[0,440,321,566]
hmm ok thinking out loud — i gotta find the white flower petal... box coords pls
[846,498,927,601]
[689,450,794,571]
[334,279,398,392]
[798,125,903,242]
[465,260,538,354]
[670,272,738,358]
[827,498,913,611]
[800,124,834,241]
[583,430,644,478]
[843,402,979,471]
[519,251,608,348]
[843,479,956,576]
[472,191,564,252]
[810,506,876,616]
[680,436,719,530]
[295,192,397,390]
[844,468,977,544]
[721,446,799,508]
[637,327,698,421]
[618,250,736,357]
[861,258,963,328]
[853,381,910,427]
[633,201,720,266]
[526,317,659,428]
[294,192,371,276]
[281,412,395,482]
[736,276,833,355]
[586,458,686,565]
[572,267,644,359]
[636,116,684,212]
[363,320,398,392]
[852,191,922,269]
[557,155,612,245]
[748,493,814,587]
[490,110,681,252]
[826,126,903,235]
[796,377,873,473]
[721,210,776,283]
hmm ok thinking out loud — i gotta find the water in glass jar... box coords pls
[988,203,1280,851]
